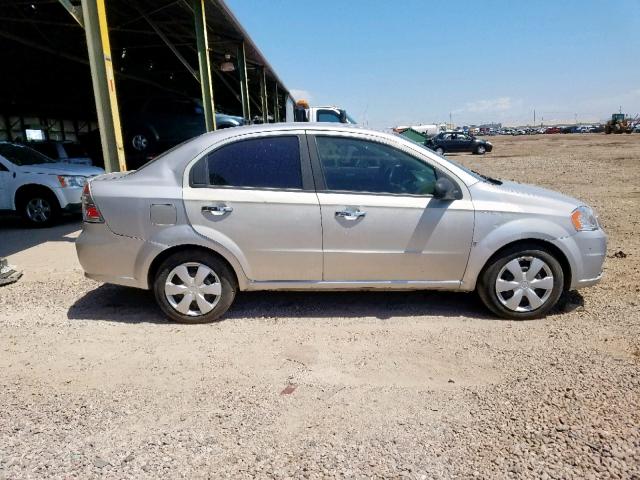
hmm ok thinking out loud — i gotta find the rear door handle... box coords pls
[335,208,366,220]
[202,204,233,215]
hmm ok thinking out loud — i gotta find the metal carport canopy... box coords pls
[0,0,291,172]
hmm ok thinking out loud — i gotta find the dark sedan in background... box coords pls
[123,96,245,156]
[425,132,493,155]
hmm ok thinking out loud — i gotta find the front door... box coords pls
[310,133,474,283]
[453,134,473,152]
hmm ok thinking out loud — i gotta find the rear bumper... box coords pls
[75,222,148,289]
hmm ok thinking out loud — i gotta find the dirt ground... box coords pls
[0,134,639,479]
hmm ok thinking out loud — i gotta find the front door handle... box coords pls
[335,208,366,220]
[202,204,233,216]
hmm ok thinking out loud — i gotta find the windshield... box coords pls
[62,143,88,158]
[346,113,357,124]
[0,143,57,166]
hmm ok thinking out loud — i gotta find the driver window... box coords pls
[315,136,438,195]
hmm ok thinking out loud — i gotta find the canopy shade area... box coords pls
[0,0,291,171]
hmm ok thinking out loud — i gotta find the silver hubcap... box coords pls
[478,146,485,153]
[26,198,51,223]
[132,134,149,151]
[495,256,554,312]
[165,262,222,317]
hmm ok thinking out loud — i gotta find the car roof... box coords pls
[132,122,480,188]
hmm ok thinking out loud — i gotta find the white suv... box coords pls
[0,142,104,226]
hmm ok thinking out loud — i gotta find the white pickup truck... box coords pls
[290,100,357,124]
[0,142,104,226]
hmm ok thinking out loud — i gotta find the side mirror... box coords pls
[339,109,348,123]
[433,177,461,201]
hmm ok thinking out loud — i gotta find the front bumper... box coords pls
[62,202,81,213]
[555,228,607,289]
[52,186,83,209]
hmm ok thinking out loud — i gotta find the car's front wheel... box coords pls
[477,244,564,320]
[474,145,486,155]
[153,251,237,324]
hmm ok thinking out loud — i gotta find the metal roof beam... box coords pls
[58,0,84,27]
[135,6,200,83]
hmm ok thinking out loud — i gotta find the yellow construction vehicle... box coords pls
[604,113,633,134]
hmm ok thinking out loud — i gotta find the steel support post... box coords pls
[81,0,126,172]
[193,0,216,131]
[273,83,280,122]
[237,42,250,121]
[259,68,268,123]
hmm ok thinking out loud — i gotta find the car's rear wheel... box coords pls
[18,189,60,227]
[477,244,564,320]
[435,146,445,155]
[475,145,486,155]
[153,251,236,324]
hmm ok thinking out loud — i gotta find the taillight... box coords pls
[81,183,104,223]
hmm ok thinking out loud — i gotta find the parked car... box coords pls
[76,124,606,323]
[0,142,104,226]
[545,127,562,134]
[27,140,93,165]
[123,96,246,156]
[425,132,493,155]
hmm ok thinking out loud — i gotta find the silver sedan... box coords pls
[76,124,607,323]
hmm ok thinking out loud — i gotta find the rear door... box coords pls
[309,132,474,284]
[183,131,323,281]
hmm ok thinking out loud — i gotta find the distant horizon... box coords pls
[226,0,640,129]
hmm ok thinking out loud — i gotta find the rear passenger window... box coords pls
[206,136,302,189]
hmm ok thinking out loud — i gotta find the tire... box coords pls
[153,250,237,324]
[475,145,486,155]
[128,129,155,153]
[477,244,564,320]
[435,146,445,155]
[17,189,60,228]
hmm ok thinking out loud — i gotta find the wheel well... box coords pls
[147,245,239,289]
[14,184,59,209]
[480,239,572,291]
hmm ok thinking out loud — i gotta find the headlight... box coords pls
[57,175,88,188]
[571,206,599,231]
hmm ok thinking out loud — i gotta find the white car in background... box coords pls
[27,140,93,166]
[0,142,104,226]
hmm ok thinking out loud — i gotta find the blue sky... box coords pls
[226,0,640,128]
